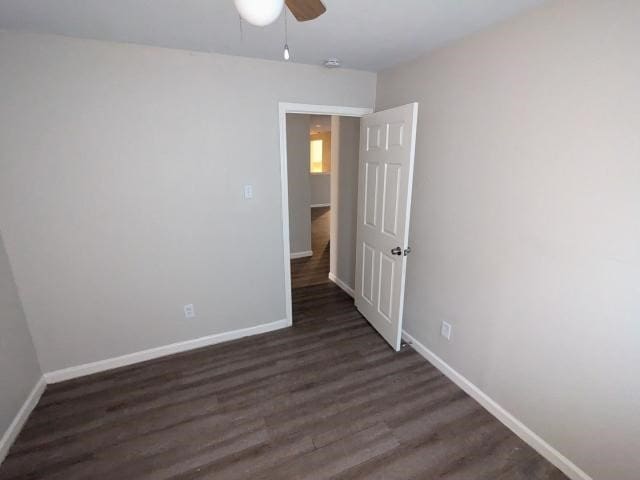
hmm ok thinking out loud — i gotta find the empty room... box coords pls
[0,1,638,479]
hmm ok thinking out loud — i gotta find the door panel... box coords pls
[361,243,376,305]
[367,124,383,150]
[388,122,405,148]
[381,163,402,237]
[378,253,395,322]
[364,162,379,227]
[355,103,419,351]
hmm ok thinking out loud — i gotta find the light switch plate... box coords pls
[441,321,452,341]
[243,185,253,199]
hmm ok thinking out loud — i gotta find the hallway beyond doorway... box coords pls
[290,207,330,289]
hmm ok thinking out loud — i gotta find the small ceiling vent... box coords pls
[324,58,341,68]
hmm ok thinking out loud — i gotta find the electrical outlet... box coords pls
[441,321,452,341]
[184,304,195,319]
[243,184,253,199]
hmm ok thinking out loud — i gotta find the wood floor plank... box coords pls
[253,422,400,480]
[0,281,568,480]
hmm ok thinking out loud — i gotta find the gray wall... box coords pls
[287,114,312,255]
[330,116,360,290]
[376,1,640,479]
[0,31,376,372]
[0,232,42,442]
[309,174,331,206]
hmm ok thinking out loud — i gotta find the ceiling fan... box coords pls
[234,0,326,27]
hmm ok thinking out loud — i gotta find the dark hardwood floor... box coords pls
[291,206,330,289]
[0,283,567,479]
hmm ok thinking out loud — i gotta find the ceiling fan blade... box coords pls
[285,0,326,22]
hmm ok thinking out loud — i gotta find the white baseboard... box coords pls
[45,319,289,384]
[401,330,592,480]
[328,272,355,298]
[290,250,313,259]
[0,376,46,465]
[310,203,330,208]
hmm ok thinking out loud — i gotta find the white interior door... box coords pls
[354,103,419,351]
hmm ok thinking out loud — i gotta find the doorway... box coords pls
[288,114,332,289]
[280,102,419,352]
[278,103,372,326]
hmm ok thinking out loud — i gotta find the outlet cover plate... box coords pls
[184,304,195,319]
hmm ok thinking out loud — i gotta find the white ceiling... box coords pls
[0,0,545,72]
[310,115,331,135]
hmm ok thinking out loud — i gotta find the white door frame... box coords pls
[279,102,373,326]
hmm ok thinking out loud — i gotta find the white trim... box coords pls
[280,103,373,117]
[279,102,373,327]
[45,319,288,384]
[394,103,419,352]
[0,376,46,465]
[290,250,313,259]
[310,172,331,176]
[401,330,593,480]
[328,272,355,298]
[310,203,330,208]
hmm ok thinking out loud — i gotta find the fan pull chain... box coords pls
[283,8,290,60]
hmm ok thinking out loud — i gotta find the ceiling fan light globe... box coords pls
[234,0,284,27]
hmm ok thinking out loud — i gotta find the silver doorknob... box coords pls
[391,247,402,256]
[404,247,412,256]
